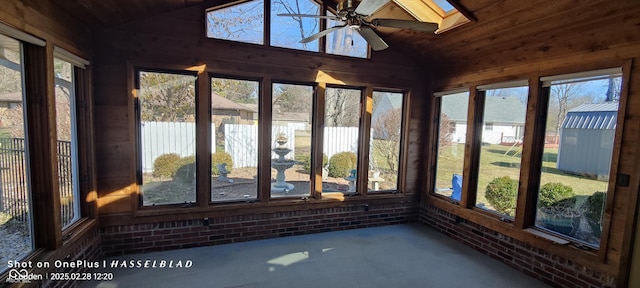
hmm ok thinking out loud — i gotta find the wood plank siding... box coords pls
[1,0,639,287]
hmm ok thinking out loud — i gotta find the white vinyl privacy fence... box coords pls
[142,122,363,172]
[140,122,216,173]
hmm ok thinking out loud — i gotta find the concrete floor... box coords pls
[80,224,550,288]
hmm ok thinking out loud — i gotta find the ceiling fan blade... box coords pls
[354,0,390,16]
[300,25,347,43]
[356,26,389,51]
[371,19,439,32]
[277,13,340,20]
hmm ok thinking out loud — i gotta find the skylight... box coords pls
[392,0,470,33]
[432,0,455,13]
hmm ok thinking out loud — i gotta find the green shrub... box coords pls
[211,152,233,175]
[584,192,607,237]
[300,153,328,174]
[538,182,575,208]
[152,153,181,178]
[328,152,357,178]
[485,176,519,215]
[174,156,196,183]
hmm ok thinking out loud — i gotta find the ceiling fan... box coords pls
[277,0,439,51]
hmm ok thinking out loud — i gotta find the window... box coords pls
[326,11,368,58]
[485,122,493,131]
[206,0,265,45]
[394,0,471,33]
[322,87,361,193]
[369,91,404,191]
[54,57,80,228]
[206,1,371,58]
[137,71,197,206]
[271,83,314,197]
[475,83,528,217]
[433,91,469,199]
[535,68,622,247]
[270,0,320,51]
[211,77,260,202]
[0,33,33,271]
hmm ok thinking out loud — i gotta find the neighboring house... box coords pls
[557,102,618,178]
[441,94,526,144]
[211,93,257,131]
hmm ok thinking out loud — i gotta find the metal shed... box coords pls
[557,103,618,177]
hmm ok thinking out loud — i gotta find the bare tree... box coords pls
[549,83,580,136]
[325,88,359,127]
[1,47,24,137]
[273,0,319,50]
[371,108,401,171]
[438,113,453,149]
[273,84,312,113]
[206,1,264,43]
[139,72,195,122]
[212,78,258,104]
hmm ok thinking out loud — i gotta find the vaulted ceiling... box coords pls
[50,0,639,72]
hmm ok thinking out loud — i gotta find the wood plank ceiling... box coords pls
[50,0,640,71]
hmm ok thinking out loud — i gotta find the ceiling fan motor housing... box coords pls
[337,0,360,17]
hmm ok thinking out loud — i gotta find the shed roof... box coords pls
[562,103,618,130]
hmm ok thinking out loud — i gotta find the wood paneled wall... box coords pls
[424,0,640,285]
[92,2,428,225]
[0,0,100,284]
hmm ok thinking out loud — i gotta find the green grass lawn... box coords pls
[436,143,608,208]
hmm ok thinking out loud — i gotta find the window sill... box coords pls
[99,192,415,226]
[524,228,570,245]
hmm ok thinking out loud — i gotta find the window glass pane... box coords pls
[369,91,403,191]
[323,87,360,193]
[475,86,529,217]
[206,0,265,45]
[211,78,259,202]
[535,72,621,247]
[271,0,320,51]
[326,11,368,58]
[434,92,468,199]
[271,83,313,198]
[138,71,196,205]
[54,58,80,228]
[0,34,33,270]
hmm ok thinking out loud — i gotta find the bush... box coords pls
[538,182,575,208]
[485,176,519,215]
[211,152,233,175]
[300,153,328,174]
[153,153,181,178]
[174,156,196,183]
[328,152,357,178]
[584,192,607,237]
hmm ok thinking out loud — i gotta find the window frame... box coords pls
[526,67,628,251]
[269,80,318,199]
[428,61,632,258]
[0,24,96,266]
[129,68,413,216]
[54,56,81,229]
[205,0,371,59]
[431,89,470,201]
[134,67,200,207]
[210,74,263,203]
[368,89,409,194]
[472,81,529,220]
